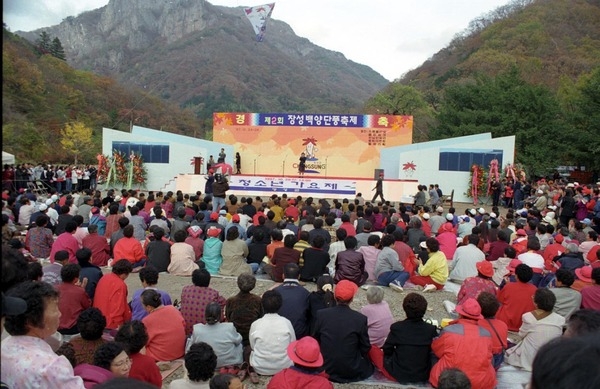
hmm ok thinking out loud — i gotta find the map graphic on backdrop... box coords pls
[213,113,413,178]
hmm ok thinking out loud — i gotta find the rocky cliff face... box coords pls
[18,0,387,114]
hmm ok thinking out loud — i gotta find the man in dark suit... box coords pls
[275,263,310,339]
[312,279,374,383]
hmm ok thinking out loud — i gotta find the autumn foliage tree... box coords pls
[60,122,94,164]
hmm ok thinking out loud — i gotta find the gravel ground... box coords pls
[121,271,455,389]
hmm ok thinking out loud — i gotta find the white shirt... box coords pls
[518,251,545,270]
[449,244,485,283]
[249,313,295,375]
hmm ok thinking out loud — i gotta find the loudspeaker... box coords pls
[374,169,384,180]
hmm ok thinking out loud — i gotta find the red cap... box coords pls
[210,212,219,221]
[334,280,358,301]
[232,214,240,223]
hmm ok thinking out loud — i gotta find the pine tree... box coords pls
[50,37,66,61]
[36,31,51,54]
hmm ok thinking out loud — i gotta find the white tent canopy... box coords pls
[2,151,15,165]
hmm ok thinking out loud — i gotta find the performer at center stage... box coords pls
[372,173,385,203]
[235,152,241,174]
[298,152,307,176]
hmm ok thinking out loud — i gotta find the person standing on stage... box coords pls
[372,173,385,203]
[218,148,226,163]
[235,152,242,174]
[298,153,307,177]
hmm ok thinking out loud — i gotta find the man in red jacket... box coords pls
[429,298,496,389]
[93,259,133,329]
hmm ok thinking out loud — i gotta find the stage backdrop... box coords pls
[213,113,413,178]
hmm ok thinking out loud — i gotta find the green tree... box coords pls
[50,37,66,61]
[562,67,600,171]
[364,83,436,142]
[60,122,94,164]
[433,67,566,175]
[35,31,51,54]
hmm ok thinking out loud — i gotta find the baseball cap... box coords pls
[231,214,240,223]
[210,212,219,221]
[445,213,454,221]
[436,206,444,213]
[45,199,54,206]
[38,204,48,211]
[490,212,497,219]
[478,207,485,214]
[469,209,477,216]
[422,213,430,220]
[206,227,221,238]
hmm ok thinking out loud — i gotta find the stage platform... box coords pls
[175,173,419,202]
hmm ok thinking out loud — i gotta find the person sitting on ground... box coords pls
[186,225,205,261]
[114,320,162,388]
[180,268,227,336]
[145,227,171,273]
[130,266,172,321]
[312,279,373,383]
[505,288,565,371]
[328,228,348,265]
[112,225,146,268]
[529,333,600,389]
[274,263,311,340]
[374,234,409,292]
[66,307,108,366]
[248,290,295,382]
[360,286,393,348]
[266,336,334,389]
[202,226,224,275]
[563,308,600,338]
[41,249,69,286]
[75,247,103,301]
[57,263,91,336]
[375,293,438,384]
[49,220,80,263]
[225,273,264,380]
[357,234,381,283]
[496,263,537,331]
[187,302,243,369]
[477,292,508,370]
[25,215,54,259]
[220,227,252,277]
[93,259,133,330]
[168,229,199,276]
[580,266,600,311]
[307,275,336,333]
[266,234,300,282]
[82,224,111,267]
[429,298,496,389]
[444,261,498,317]
[170,342,218,389]
[449,234,486,284]
[409,238,449,292]
[2,281,85,388]
[549,268,582,320]
[300,234,330,282]
[333,236,369,286]
[92,342,131,379]
[141,289,186,361]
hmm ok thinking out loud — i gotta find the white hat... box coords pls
[566,183,575,188]
[543,212,555,223]
[469,209,477,216]
[490,212,497,219]
[422,213,430,220]
[51,194,59,201]
[574,182,580,186]
[38,204,48,211]
[548,205,557,211]
[419,241,428,249]
[537,189,543,194]
[445,213,454,221]
[45,199,54,206]
[478,207,485,214]
[436,206,444,213]
[114,195,122,201]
